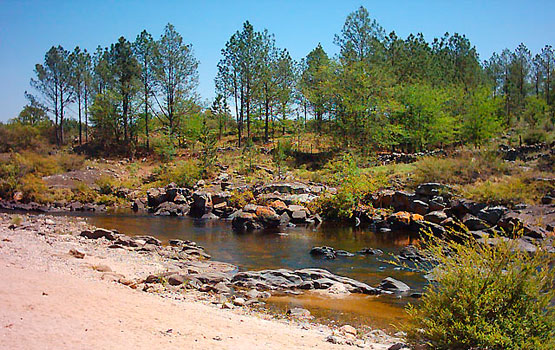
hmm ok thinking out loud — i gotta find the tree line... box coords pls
[17,6,555,155]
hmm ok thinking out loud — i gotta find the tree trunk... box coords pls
[77,85,82,145]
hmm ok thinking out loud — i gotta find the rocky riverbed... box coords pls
[0,213,408,349]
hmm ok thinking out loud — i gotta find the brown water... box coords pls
[69,211,425,330]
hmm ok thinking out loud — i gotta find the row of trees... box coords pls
[23,7,555,155]
[28,24,201,152]
[215,7,554,151]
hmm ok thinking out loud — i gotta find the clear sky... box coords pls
[1,0,554,122]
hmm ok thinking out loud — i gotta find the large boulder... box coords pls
[477,206,507,225]
[189,191,213,217]
[146,188,168,208]
[462,214,490,231]
[392,191,416,211]
[255,182,309,195]
[80,228,116,240]
[231,211,261,231]
[255,206,281,228]
[154,202,189,216]
[410,200,429,215]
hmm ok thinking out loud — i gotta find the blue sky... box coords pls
[1,0,554,122]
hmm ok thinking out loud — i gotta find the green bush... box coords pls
[152,160,202,188]
[403,230,555,350]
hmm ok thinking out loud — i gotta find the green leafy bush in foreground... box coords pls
[403,230,555,350]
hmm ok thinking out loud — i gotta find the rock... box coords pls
[222,302,234,309]
[201,212,219,220]
[379,277,410,293]
[69,249,85,259]
[290,210,308,224]
[416,183,447,197]
[167,274,186,286]
[310,246,336,259]
[232,297,246,306]
[328,283,350,294]
[388,211,423,228]
[448,199,486,219]
[132,198,146,212]
[147,188,168,208]
[399,245,430,263]
[154,202,189,216]
[231,211,261,231]
[212,282,231,294]
[173,193,187,204]
[462,214,489,231]
[255,206,281,228]
[80,228,115,240]
[189,191,212,218]
[287,307,312,319]
[372,189,395,208]
[194,272,231,284]
[410,199,429,215]
[256,182,309,195]
[388,343,410,350]
[93,264,112,273]
[279,212,290,225]
[325,335,343,344]
[269,199,288,213]
[541,195,554,204]
[13,191,23,202]
[392,191,415,211]
[335,250,355,257]
[477,206,507,225]
[357,248,383,255]
[498,207,553,239]
[339,325,357,337]
[424,210,448,224]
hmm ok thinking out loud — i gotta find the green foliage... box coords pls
[152,160,202,188]
[461,87,503,146]
[0,151,85,203]
[312,155,388,219]
[151,134,176,161]
[403,229,555,350]
[0,122,53,152]
[227,189,255,209]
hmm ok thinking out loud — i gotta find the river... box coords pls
[68,211,426,330]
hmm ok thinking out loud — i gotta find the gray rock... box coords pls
[310,246,336,259]
[463,214,490,231]
[379,277,410,293]
[357,248,383,255]
[477,206,507,225]
[147,188,168,208]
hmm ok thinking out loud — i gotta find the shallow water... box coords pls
[68,211,426,330]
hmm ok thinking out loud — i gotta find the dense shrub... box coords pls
[152,159,202,188]
[403,230,555,350]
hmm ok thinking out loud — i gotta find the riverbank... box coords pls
[0,213,404,349]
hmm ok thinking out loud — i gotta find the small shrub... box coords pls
[152,135,176,161]
[152,160,202,188]
[402,229,555,350]
[228,190,255,209]
[313,172,387,220]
